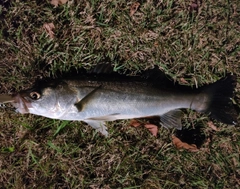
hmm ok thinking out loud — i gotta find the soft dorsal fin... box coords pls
[141,66,175,87]
[160,110,183,130]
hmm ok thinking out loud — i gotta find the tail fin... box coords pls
[203,75,237,125]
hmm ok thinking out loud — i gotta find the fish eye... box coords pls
[29,92,41,100]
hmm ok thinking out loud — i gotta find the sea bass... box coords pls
[1,65,238,135]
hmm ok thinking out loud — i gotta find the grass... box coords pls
[0,0,240,188]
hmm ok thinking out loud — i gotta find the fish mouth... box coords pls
[11,93,32,114]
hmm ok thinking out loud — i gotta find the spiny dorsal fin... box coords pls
[88,64,174,86]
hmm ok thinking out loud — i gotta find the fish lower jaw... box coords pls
[11,95,30,114]
[15,108,29,114]
[13,103,29,114]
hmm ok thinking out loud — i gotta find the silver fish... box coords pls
[1,66,238,135]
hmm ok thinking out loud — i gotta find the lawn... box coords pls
[0,0,239,188]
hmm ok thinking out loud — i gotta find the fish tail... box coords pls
[199,75,237,125]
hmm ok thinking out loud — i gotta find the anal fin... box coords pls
[84,120,108,136]
[160,110,183,130]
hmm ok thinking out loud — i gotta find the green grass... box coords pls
[0,0,240,188]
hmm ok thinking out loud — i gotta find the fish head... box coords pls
[11,80,76,118]
[12,86,57,114]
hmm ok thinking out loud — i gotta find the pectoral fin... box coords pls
[84,120,108,136]
[160,110,183,130]
[75,86,101,111]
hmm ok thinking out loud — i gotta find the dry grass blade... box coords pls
[144,124,158,137]
[43,23,55,39]
[129,119,142,127]
[207,121,218,131]
[130,2,140,17]
[50,0,68,7]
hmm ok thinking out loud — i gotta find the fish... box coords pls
[0,65,238,136]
